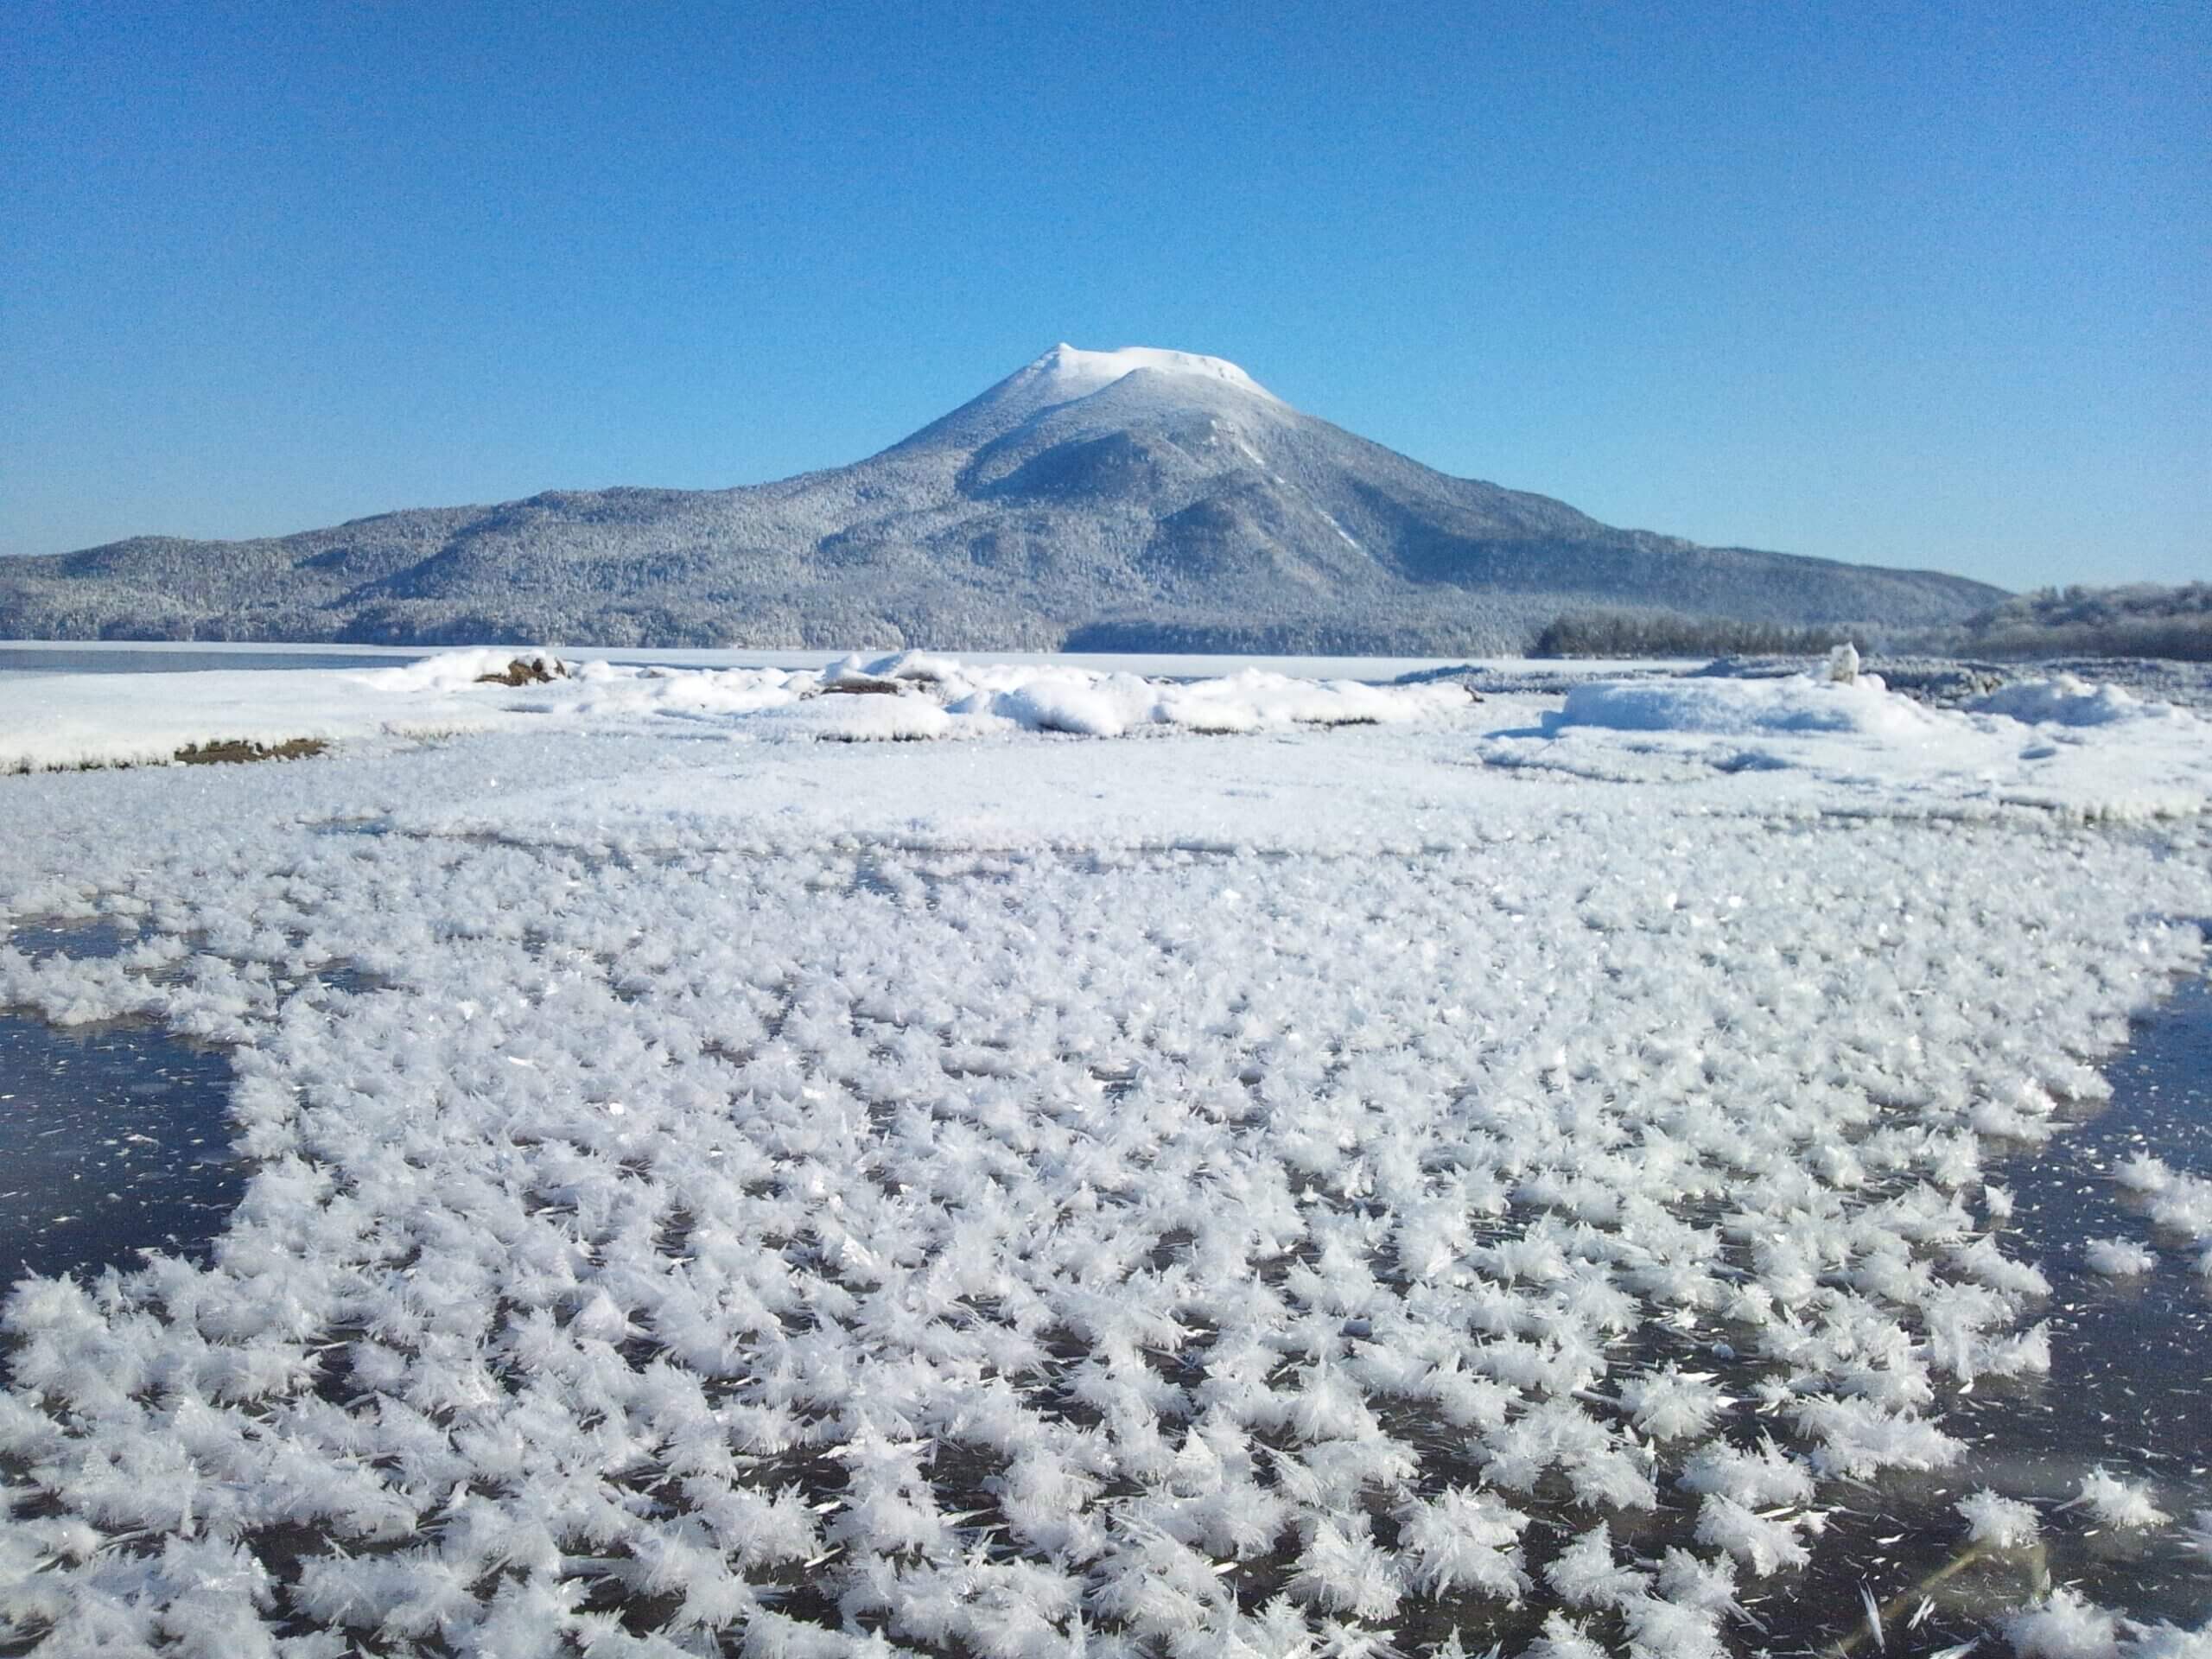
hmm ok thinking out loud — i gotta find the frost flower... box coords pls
[2082,1237,2156,1277]
[2075,1467,2169,1530]
[1955,1488,2039,1549]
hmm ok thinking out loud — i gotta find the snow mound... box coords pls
[354,647,565,693]
[1972,675,2180,728]
[1555,673,1936,738]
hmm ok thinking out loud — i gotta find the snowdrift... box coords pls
[1554,672,1936,737]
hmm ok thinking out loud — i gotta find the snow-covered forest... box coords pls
[1959,585,2212,663]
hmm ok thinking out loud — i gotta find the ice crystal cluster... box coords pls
[0,655,2208,1656]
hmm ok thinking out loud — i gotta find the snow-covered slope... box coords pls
[0,345,2004,651]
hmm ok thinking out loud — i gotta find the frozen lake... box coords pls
[1,650,2209,1656]
[0,1006,237,1286]
[0,639,1496,683]
[0,645,435,677]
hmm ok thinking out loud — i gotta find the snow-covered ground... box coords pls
[0,649,1489,772]
[1,653,2209,1656]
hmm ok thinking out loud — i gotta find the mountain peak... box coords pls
[1029,344,1281,404]
[883,343,1286,457]
[2,341,2007,653]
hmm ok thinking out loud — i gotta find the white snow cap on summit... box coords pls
[1033,343,1282,404]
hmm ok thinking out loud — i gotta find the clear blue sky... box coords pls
[3,0,2203,589]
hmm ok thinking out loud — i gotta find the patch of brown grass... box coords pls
[172,737,329,766]
[475,655,567,686]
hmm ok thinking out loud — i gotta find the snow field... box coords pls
[5,650,2209,835]
[0,667,2209,1655]
[0,650,1474,774]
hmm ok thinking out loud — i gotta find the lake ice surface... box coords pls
[0,1007,238,1287]
[1,653,2209,1656]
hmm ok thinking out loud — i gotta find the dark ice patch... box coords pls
[0,1015,239,1284]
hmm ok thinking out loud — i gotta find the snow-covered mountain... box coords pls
[0,344,2002,651]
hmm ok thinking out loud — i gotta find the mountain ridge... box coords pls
[0,345,2004,652]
